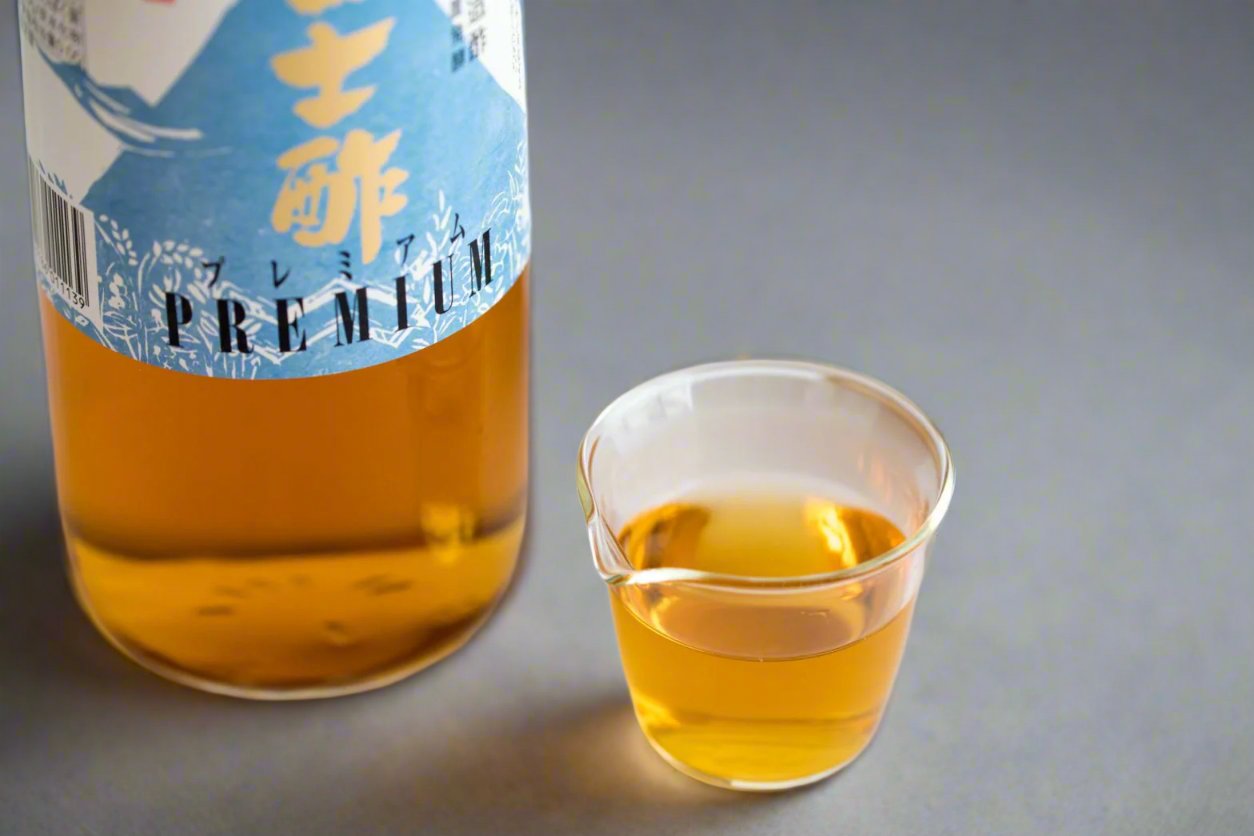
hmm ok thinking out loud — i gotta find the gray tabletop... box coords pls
[2,2,1253,834]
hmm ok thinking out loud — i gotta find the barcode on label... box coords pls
[27,156,99,323]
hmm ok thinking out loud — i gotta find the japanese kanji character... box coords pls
[271,129,409,264]
[271,19,395,129]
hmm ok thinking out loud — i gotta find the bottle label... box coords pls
[18,0,529,379]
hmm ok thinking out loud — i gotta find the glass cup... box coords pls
[577,360,954,791]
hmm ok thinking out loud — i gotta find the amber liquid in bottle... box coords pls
[610,487,911,786]
[42,270,528,698]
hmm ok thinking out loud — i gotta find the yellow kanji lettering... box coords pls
[270,19,394,129]
[287,0,362,14]
[271,129,409,264]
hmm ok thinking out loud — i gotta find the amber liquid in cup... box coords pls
[609,481,912,788]
[580,360,953,790]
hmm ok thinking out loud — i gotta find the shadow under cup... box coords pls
[578,361,954,792]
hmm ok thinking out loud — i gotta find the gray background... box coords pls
[2,1,1252,833]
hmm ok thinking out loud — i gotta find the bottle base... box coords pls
[64,515,524,700]
[74,594,499,701]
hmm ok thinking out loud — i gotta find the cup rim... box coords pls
[577,359,955,589]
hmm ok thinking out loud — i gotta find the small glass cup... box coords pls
[577,360,953,791]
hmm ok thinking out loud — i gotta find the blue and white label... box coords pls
[19,0,529,379]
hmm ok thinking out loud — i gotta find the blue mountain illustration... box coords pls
[42,56,206,155]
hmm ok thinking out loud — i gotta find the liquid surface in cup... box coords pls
[610,486,912,787]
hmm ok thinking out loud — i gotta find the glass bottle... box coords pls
[18,0,531,698]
